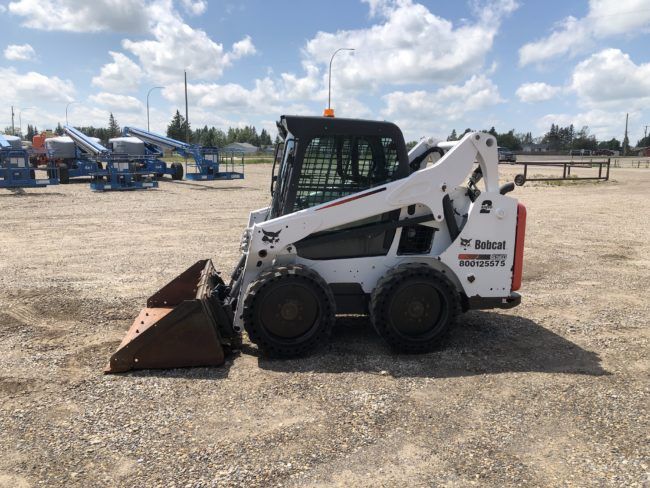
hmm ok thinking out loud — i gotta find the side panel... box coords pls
[439,194,518,297]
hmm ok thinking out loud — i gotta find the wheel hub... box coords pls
[389,280,443,337]
[258,282,319,339]
[279,300,300,321]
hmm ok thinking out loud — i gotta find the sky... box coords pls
[1,0,650,143]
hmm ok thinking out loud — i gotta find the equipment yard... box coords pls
[1,161,648,487]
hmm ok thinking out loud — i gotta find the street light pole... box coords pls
[19,107,35,140]
[325,48,355,117]
[147,86,164,132]
[65,101,78,126]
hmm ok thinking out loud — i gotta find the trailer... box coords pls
[63,126,158,192]
[122,127,244,181]
[0,134,58,189]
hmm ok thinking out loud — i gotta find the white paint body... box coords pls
[233,131,518,331]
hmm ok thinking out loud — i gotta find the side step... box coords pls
[105,259,237,373]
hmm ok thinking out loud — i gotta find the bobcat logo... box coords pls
[460,237,472,248]
[261,229,282,244]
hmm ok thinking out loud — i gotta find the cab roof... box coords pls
[279,115,406,143]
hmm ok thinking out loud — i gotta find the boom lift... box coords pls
[116,129,183,180]
[123,126,244,181]
[106,116,526,373]
[0,134,57,189]
[43,130,104,184]
[64,126,158,191]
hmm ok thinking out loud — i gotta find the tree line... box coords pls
[15,113,650,152]
[426,124,633,153]
[166,110,273,148]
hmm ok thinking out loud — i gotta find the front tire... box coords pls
[370,264,460,353]
[171,162,183,180]
[243,265,335,357]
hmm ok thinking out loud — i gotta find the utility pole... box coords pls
[644,125,648,141]
[623,113,629,156]
[11,106,15,135]
[184,70,189,144]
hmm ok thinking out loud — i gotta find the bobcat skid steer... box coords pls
[106,116,526,373]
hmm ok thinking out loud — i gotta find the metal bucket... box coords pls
[105,259,237,373]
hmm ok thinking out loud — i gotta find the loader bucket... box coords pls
[105,259,236,373]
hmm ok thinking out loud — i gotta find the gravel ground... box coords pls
[0,162,648,487]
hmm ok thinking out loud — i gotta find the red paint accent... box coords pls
[511,203,526,291]
[316,187,386,211]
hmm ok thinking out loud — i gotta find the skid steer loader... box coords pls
[106,116,526,373]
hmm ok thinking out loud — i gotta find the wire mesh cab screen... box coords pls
[294,135,400,211]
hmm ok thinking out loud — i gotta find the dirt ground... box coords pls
[0,161,648,487]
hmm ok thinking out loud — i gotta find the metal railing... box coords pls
[512,159,610,186]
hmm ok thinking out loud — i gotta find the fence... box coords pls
[512,159,610,186]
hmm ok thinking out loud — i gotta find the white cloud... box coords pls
[302,0,518,90]
[516,82,561,103]
[180,0,206,15]
[382,75,504,121]
[122,0,256,83]
[88,92,144,113]
[570,48,650,110]
[7,0,149,33]
[92,51,143,93]
[162,78,282,114]
[537,109,639,141]
[4,43,36,61]
[0,67,74,103]
[224,35,256,63]
[519,0,650,65]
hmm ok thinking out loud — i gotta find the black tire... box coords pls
[58,164,69,184]
[171,162,183,180]
[514,174,526,186]
[243,265,335,357]
[369,264,460,353]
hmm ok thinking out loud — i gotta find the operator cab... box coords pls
[271,115,410,218]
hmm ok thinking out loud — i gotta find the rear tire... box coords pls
[370,264,460,353]
[514,174,526,186]
[171,162,183,180]
[243,265,335,357]
[58,164,69,184]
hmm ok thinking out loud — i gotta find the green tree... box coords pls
[598,138,621,151]
[55,123,64,136]
[167,110,190,142]
[108,113,120,138]
[26,124,36,142]
[636,135,650,147]
[447,129,458,141]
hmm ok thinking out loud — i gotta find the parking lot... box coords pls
[0,161,648,487]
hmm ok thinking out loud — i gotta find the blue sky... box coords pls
[1,0,650,143]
